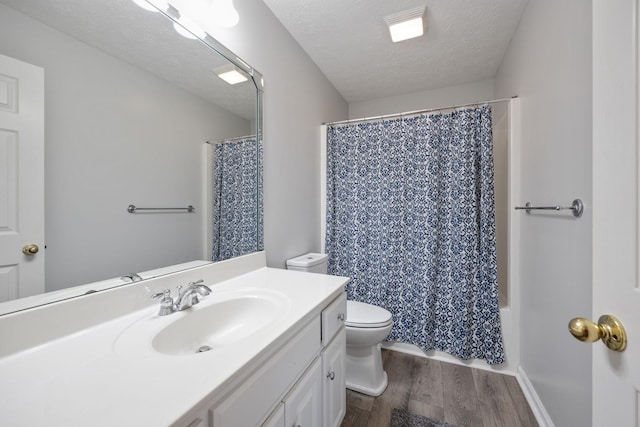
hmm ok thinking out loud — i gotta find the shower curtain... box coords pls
[325,105,504,365]
[212,136,263,262]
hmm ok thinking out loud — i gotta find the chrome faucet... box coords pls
[121,273,143,283]
[151,280,212,316]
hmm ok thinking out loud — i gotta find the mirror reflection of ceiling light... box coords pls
[214,65,248,85]
[173,22,197,39]
[130,0,239,39]
[131,0,169,12]
[173,15,206,39]
[211,0,239,28]
[384,6,426,43]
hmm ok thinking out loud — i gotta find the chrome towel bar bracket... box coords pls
[515,198,583,218]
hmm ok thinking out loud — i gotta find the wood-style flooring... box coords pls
[340,349,538,427]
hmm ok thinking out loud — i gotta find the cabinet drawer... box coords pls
[321,292,347,346]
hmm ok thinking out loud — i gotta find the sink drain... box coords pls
[196,345,212,353]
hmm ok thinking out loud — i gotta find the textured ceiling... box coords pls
[263,0,529,103]
[0,0,257,120]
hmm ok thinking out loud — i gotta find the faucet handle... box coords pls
[152,289,176,316]
[152,289,172,300]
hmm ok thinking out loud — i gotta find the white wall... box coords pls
[494,1,593,426]
[348,79,494,119]
[0,4,250,291]
[208,0,349,268]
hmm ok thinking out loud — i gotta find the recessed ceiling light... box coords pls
[384,6,426,43]
[214,65,249,85]
[218,70,248,85]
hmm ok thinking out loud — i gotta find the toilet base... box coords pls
[346,371,388,396]
[345,343,388,396]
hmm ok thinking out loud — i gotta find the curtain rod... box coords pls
[324,95,518,126]
[206,134,257,145]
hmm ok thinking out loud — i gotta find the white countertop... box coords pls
[0,267,347,426]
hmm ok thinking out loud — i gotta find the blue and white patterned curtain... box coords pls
[212,137,263,262]
[326,105,504,365]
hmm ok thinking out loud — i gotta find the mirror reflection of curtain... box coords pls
[212,137,263,262]
[325,105,504,365]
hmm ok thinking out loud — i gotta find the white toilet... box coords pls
[286,253,393,396]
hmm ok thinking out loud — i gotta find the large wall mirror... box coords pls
[0,0,263,315]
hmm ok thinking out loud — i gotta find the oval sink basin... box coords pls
[114,288,290,357]
[153,294,283,355]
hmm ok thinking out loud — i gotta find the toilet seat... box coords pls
[346,300,393,328]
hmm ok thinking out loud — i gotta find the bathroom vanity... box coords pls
[0,253,348,426]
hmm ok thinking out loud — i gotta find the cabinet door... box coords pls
[284,357,322,427]
[322,329,346,427]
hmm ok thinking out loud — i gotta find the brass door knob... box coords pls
[568,314,627,352]
[22,244,39,255]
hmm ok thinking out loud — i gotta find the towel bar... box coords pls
[514,199,583,218]
[127,204,194,213]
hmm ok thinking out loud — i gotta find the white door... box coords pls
[0,54,45,302]
[592,1,640,425]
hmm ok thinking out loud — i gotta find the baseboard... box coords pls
[381,342,515,375]
[515,365,555,427]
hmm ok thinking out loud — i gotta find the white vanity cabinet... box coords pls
[279,293,347,427]
[178,292,347,427]
[0,259,352,427]
[275,292,347,427]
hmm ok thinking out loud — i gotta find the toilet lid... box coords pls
[346,300,393,328]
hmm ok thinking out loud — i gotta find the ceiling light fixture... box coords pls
[384,6,426,43]
[214,65,248,85]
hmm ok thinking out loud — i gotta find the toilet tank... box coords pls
[286,253,328,274]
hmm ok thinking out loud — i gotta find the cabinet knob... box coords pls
[326,370,335,380]
[337,313,345,322]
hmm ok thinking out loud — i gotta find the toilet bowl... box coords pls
[344,300,393,396]
[286,253,393,396]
